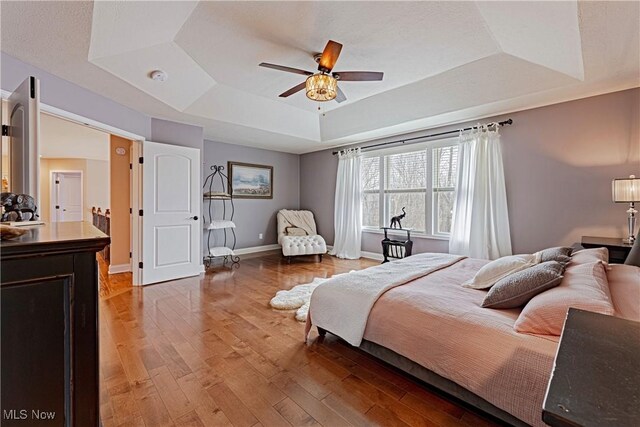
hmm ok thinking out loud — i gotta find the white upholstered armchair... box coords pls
[277,209,327,262]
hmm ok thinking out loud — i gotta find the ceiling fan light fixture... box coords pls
[305,73,337,102]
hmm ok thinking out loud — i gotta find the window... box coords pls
[361,141,458,237]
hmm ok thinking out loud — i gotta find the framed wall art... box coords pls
[227,162,273,199]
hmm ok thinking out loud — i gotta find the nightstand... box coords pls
[581,236,633,264]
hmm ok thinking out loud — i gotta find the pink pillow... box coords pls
[514,261,615,336]
[607,264,640,322]
[570,247,608,265]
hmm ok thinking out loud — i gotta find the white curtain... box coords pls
[449,124,512,260]
[330,148,362,259]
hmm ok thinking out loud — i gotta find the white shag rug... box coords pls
[270,272,351,322]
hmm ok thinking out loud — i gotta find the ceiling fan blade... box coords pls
[259,62,313,76]
[279,82,307,98]
[318,40,343,72]
[333,71,384,81]
[335,86,347,103]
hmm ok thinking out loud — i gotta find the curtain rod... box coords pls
[331,119,513,155]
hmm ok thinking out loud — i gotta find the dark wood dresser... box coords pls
[1,222,109,426]
[543,308,640,427]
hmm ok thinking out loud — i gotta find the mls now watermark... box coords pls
[3,409,57,421]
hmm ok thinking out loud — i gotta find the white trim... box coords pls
[233,244,281,255]
[108,264,131,274]
[361,250,384,261]
[326,244,384,261]
[361,227,450,241]
[131,140,142,286]
[2,89,145,142]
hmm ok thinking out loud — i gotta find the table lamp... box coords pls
[612,175,640,243]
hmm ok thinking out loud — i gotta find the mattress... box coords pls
[362,258,558,427]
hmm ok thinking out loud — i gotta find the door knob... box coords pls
[189,216,199,220]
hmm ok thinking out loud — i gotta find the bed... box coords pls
[307,253,640,427]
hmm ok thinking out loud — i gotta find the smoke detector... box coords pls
[150,70,168,82]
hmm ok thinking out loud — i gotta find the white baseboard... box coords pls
[205,243,383,260]
[325,245,383,261]
[229,244,281,256]
[108,263,131,274]
[361,250,384,261]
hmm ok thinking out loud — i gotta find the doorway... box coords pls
[3,87,201,287]
[50,171,83,222]
[37,112,134,291]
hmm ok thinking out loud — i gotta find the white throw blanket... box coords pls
[278,210,317,236]
[307,253,465,346]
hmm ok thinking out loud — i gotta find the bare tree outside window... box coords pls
[385,151,427,231]
[361,157,379,227]
[433,146,458,233]
[361,143,458,236]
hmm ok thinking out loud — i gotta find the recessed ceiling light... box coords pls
[149,70,168,82]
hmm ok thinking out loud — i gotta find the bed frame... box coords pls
[317,327,530,427]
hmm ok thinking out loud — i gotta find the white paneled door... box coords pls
[140,141,201,285]
[51,171,83,222]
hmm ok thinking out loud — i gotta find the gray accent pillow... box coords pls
[537,246,573,264]
[481,261,564,309]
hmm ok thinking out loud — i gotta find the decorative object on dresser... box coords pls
[612,174,639,243]
[381,227,413,263]
[1,192,39,222]
[277,209,327,263]
[203,165,239,267]
[389,207,406,228]
[543,308,640,427]
[227,161,273,199]
[581,236,633,264]
[1,221,109,427]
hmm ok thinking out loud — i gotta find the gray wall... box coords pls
[301,88,640,255]
[203,140,300,252]
[151,117,204,151]
[1,53,151,139]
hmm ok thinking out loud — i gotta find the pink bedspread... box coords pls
[363,258,558,427]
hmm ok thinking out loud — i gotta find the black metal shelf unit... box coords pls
[203,165,239,268]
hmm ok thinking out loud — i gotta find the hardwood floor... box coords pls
[98,254,133,299]
[99,253,500,427]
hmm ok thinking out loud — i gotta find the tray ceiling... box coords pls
[1,1,638,153]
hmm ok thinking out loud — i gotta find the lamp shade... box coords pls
[612,175,640,203]
[305,73,337,102]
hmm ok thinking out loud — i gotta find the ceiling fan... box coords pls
[259,40,384,103]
